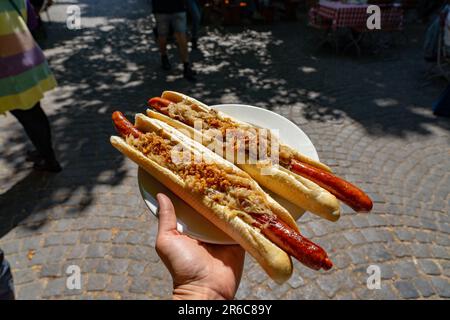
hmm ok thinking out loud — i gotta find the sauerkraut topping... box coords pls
[165,102,297,165]
[126,132,272,217]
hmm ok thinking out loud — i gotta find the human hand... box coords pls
[155,193,245,300]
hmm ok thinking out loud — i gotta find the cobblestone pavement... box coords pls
[0,0,449,300]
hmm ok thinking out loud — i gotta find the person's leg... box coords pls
[0,250,15,300]
[172,12,196,81]
[174,32,189,63]
[10,102,61,172]
[186,0,202,48]
[154,14,171,70]
[158,36,168,55]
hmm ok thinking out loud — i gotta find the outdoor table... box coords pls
[309,0,404,55]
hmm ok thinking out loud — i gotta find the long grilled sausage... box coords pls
[112,111,142,138]
[290,160,373,212]
[249,212,332,271]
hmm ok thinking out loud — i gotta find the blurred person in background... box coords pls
[0,0,61,172]
[186,0,202,49]
[152,0,197,81]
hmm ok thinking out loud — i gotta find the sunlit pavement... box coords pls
[0,0,449,299]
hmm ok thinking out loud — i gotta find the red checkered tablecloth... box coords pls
[309,1,404,31]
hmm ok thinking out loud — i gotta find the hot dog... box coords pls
[146,92,372,220]
[110,112,333,282]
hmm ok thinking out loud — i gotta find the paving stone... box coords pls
[287,274,305,289]
[0,241,20,255]
[411,244,433,259]
[316,272,345,298]
[43,278,67,298]
[413,278,435,298]
[418,259,441,276]
[110,259,129,275]
[40,263,62,278]
[12,268,38,285]
[80,232,96,244]
[128,246,150,261]
[430,278,450,298]
[44,234,64,247]
[438,260,450,277]
[86,244,107,258]
[308,221,329,237]
[367,215,387,227]
[112,231,129,244]
[431,245,449,259]
[347,246,369,265]
[344,231,366,245]
[53,220,73,232]
[126,232,143,245]
[47,246,69,262]
[295,282,328,300]
[108,275,128,293]
[394,281,420,299]
[111,245,129,259]
[96,230,112,242]
[61,232,80,245]
[67,244,88,260]
[17,281,44,300]
[147,279,171,299]
[20,237,42,251]
[393,260,419,279]
[235,280,253,300]
[87,274,109,291]
[368,245,393,262]
[128,261,146,276]
[129,278,150,294]
[83,259,101,273]
[395,229,414,242]
[380,264,395,280]
[251,286,276,300]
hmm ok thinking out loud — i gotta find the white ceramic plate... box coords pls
[138,104,320,244]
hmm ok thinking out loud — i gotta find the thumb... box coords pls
[156,193,178,235]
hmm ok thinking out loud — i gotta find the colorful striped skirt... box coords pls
[0,0,56,114]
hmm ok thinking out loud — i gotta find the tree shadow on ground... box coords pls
[1,2,448,238]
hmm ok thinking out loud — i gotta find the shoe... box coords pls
[183,64,197,82]
[33,158,62,173]
[161,55,171,71]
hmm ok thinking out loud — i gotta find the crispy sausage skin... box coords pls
[112,111,141,138]
[290,160,373,213]
[148,97,172,114]
[249,212,332,271]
